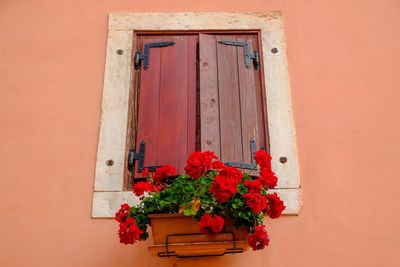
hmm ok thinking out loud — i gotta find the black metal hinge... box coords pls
[218,39,260,70]
[134,41,175,70]
[225,139,258,170]
[128,141,161,173]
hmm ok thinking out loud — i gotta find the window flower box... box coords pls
[147,213,249,257]
[115,151,286,258]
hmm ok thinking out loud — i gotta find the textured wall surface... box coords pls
[1,0,400,266]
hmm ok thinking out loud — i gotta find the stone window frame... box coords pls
[92,12,301,218]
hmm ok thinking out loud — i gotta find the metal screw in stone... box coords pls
[279,157,287,164]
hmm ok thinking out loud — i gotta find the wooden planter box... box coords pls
[147,214,249,258]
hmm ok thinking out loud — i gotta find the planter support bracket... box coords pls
[157,232,244,258]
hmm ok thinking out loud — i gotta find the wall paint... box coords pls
[1,0,400,266]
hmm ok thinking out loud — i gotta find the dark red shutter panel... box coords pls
[199,34,266,164]
[134,35,197,177]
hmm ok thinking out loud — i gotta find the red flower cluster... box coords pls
[198,213,225,235]
[259,168,278,189]
[266,193,286,219]
[254,150,277,189]
[212,160,224,170]
[254,150,272,169]
[133,181,156,197]
[184,151,223,179]
[243,178,268,213]
[243,179,262,194]
[141,168,149,177]
[210,166,243,203]
[115,203,130,223]
[134,165,176,196]
[154,165,176,182]
[118,217,143,244]
[115,204,143,244]
[219,166,243,182]
[248,225,270,250]
[244,192,267,213]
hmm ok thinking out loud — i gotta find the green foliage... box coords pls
[128,171,267,241]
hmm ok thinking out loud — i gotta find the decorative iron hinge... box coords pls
[218,39,260,70]
[225,139,258,170]
[127,141,161,173]
[134,41,175,70]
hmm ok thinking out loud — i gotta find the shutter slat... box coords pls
[216,36,244,162]
[237,36,259,164]
[135,37,162,178]
[199,34,221,157]
[187,37,197,157]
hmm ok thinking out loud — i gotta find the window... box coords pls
[92,12,301,218]
[126,32,267,188]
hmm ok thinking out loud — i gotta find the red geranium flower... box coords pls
[198,213,225,235]
[115,203,130,223]
[248,225,270,250]
[153,165,176,182]
[244,192,267,213]
[211,160,224,170]
[133,181,155,196]
[210,175,237,203]
[184,151,218,179]
[141,168,149,178]
[259,168,278,189]
[118,217,143,244]
[266,193,286,219]
[209,166,243,203]
[254,150,272,170]
[218,166,244,183]
[243,179,263,194]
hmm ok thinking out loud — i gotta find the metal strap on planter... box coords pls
[157,232,244,258]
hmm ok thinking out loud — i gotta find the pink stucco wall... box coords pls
[1,0,400,266]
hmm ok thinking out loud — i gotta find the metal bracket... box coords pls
[128,141,162,173]
[218,39,260,70]
[225,139,258,170]
[128,141,144,172]
[157,232,243,258]
[225,162,257,170]
[134,41,175,70]
[250,138,257,164]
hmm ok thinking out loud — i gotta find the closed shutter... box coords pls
[199,33,267,166]
[131,35,197,179]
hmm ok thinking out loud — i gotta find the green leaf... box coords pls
[238,184,248,195]
[231,199,244,209]
[139,231,149,241]
[183,207,196,216]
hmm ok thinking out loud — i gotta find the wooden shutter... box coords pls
[199,34,267,165]
[132,35,197,179]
